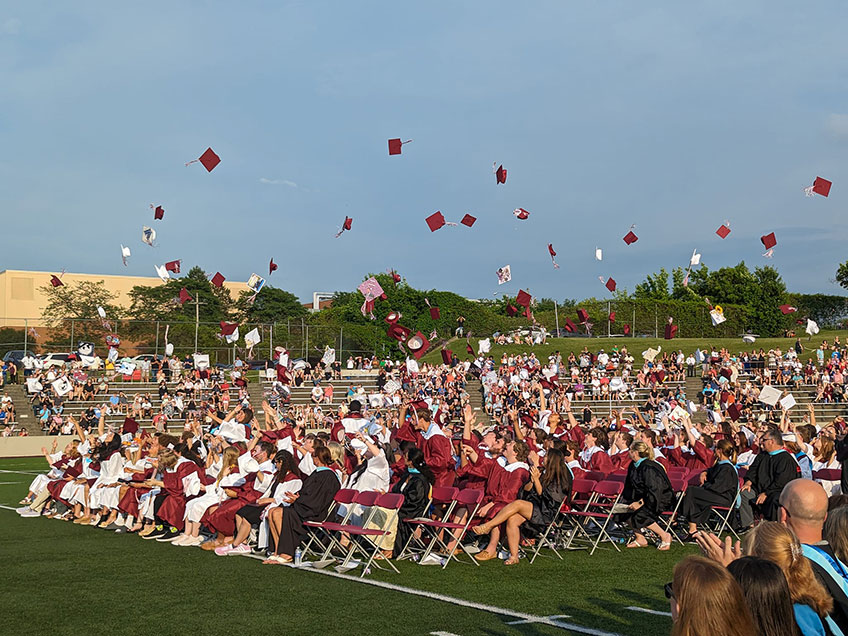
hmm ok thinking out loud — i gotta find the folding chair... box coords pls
[708,478,742,540]
[564,480,624,555]
[529,478,595,563]
[414,488,484,568]
[606,473,627,484]
[585,470,607,482]
[396,486,455,561]
[301,488,357,559]
[668,466,688,480]
[332,492,405,577]
[660,477,688,544]
[309,490,380,563]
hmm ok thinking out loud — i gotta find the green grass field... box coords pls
[0,457,697,636]
[421,330,841,366]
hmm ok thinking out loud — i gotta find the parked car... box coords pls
[40,352,72,368]
[131,354,164,364]
[3,350,36,364]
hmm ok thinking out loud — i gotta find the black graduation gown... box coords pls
[391,471,431,553]
[751,450,800,520]
[622,459,674,529]
[680,462,737,525]
[277,469,340,557]
[836,435,848,495]
[522,478,572,536]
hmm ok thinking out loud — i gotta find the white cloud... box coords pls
[825,114,848,140]
[259,177,298,188]
[2,18,22,34]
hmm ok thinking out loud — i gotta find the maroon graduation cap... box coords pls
[186,147,221,172]
[179,288,192,304]
[220,322,239,337]
[760,232,777,250]
[440,349,453,365]
[426,211,446,232]
[576,308,589,324]
[269,259,278,275]
[779,305,797,315]
[727,403,742,422]
[664,322,678,339]
[609,311,616,322]
[460,214,477,227]
[165,260,181,274]
[811,177,832,197]
[623,323,631,336]
[385,311,402,324]
[388,138,412,155]
[407,331,430,359]
[605,277,617,292]
[429,306,440,320]
[387,323,411,342]
[716,223,731,239]
[495,164,507,184]
[50,275,64,287]
[564,318,577,333]
[516,289,532,308]
[623,230,638,245]
[211,272,225,288]
[506,303,518,317]
[152,205,164,220]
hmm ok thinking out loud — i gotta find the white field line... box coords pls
[625,606,672,617]
[0,481,24,485]
[0,504,19,510]
[299,565,624,636]
[506,614,572,625]
[0,469,40,475]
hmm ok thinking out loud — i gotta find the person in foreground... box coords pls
[668,555,756,636]
[727,556,802,636]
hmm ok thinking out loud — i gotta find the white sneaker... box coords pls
[180,535,204,547]
[227,543,252,555]
[171,534,190,546]
[18,509,40,518]
[420,553,446,566]
[16,506,32,515]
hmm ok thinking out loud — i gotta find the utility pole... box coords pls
[193,294,207,354]
[554,301,560,337]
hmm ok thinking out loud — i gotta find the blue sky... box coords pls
[2,2,848,304]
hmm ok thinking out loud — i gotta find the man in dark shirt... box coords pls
[738,428,800,528]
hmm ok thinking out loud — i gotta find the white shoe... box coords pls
[16,506,31,515]
[18,509,40,518]
[180,535,203,547]
[171,534,190,546]
[420,553,446,566]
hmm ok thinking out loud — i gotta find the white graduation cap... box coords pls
[642,346,661,362]
[141,226,156,246]
[246,274,266,294]
[496,265,512,285]
[742,335,757,344]
[690,250,701,267]
[758,385,782,407]
[806,319,820,336]
[224,327,239,345]
[192,353,210,371]
[595,247,603,261]
[779,393,796,410]
[321,347,336,366]
[97,306,106,319]
[51,377,73,397]
[121,244,131,266]
[155,264,170,282]
[694,349,705,363]
[244,328,261,348]
[710,306,726,326]
[405,357,420,374]
[478,338,491,355]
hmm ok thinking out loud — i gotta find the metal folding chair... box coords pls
[414,488,484,568]
[529,478,596,563]
[331,493,405,577]
[564,480,624,555]
[308,490,379,563]
[301,488,357,559]
[659,477,688,543]
[396,486,455,561]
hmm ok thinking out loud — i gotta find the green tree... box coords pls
[691,262,756,306]
[748,266,788,336]
[235,286,307,323]
[634,268,671,300]
[836,261,848,290]
[671,267,701,301]
[39,280,123,348]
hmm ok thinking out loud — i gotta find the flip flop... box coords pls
[626,540,648,549]
[504,557,520,566]
[658,541,672,551]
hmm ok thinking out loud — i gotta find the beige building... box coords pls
[0,269,247,327]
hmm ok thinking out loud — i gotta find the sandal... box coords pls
[626,539,648,549]
[471,525,489,536]
[262,555,290,565]
[504,556,520,566]
[657,541,672,551]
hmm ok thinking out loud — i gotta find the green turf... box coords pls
[421,330,841,366]
[0,457,692,636]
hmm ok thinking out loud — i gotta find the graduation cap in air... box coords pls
[141,226,156,246]
[388,138,412,155]
[690,250,701,267]
[425,299,440,320]
[466,341,474,355]
[805,176,832,198]
[516,289,532,307]
[385,311,402,324]
[602,277,616,292]
[210,272,225,288]
[50,275,64,287]
[387,323,411,342]
[186,147,221,172]
[716,222,731,239]
[779,305,797,315]
[623,323,631,336]
[513,208,530,220]
[407,331,430,359]
[727,403,742,422]
[760,232,777,250]
[506,303,518,317]
[548,244,559,269]
[623,227,638,245]
[269,259,278,275]
[461,214,477,227]
[609,311,616,322]
[426,211,446,232]
[178,288,192,304]
[165,260,181,274]
[334,216,353,238]
[154,265,169,281]
[219,322,239,337]
[664,318,678,340]
[390,270,402,283]
[564,317,577,333]
[151,205,164,220]
[576,308,589,324]
[494,163,507,184]
[441,349,453,365]
[120,245,131,266]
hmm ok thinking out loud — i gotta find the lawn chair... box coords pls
[396,486,455,562]
[414,488,484,568]
[564,480,624,555]
[529,478,595,564]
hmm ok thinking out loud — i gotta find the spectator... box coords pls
[727,556,802,636]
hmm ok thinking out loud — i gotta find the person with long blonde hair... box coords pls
[668,555,756,636]
[746,521,839,636]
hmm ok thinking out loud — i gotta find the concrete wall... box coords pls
[0,435,78,458]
